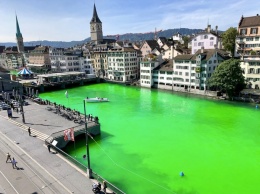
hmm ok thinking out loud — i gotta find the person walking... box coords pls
[6,153,11,163]
[28,127,31,136]
[11,158,17,169]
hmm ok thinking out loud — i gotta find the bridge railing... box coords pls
[44,138,126,194]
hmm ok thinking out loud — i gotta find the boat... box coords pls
[85,97,109,102]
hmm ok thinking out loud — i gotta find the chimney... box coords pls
[201,46,204,53]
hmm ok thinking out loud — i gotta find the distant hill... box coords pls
[0,28,206,48]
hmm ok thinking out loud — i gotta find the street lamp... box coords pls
[83,99,92,178]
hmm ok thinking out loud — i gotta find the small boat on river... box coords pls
[86,97,109,102]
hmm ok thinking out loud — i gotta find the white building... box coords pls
[191,25,222,54]
[49,48,94,74]
[153,60,174,90]
[140,54,162,88]
[107,47,139,82]
[173,49,229,92]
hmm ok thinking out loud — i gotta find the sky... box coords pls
[0,0,260,42]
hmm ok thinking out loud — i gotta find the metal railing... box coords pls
[44,139,126,194]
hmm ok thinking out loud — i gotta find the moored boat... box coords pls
[86,97,109,102]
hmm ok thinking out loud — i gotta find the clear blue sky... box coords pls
[0,0,259,42]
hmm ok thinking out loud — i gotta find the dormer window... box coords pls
[204,35,208,39]
[210,37,214,40]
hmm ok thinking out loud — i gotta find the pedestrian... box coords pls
[28,127,31,136]
[47,144,51,153]
[6,152,11,163]
[11,157,17,169]
[103,181,107,194]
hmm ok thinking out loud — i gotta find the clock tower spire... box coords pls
[90,3,103,44]
[16,14,24,53]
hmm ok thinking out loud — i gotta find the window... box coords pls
[185,72,189,76]
[210,37,214,40]
[255,37,259,41]
[198,42,204,46]
[204,35,208,39]
[240,29,247,35]
[251,28,258,34]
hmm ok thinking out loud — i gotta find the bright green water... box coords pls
[40,83,260,194]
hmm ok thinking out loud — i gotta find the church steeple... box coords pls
[16,15,22,38]
[90,4,101,23]
[90,3,103,44]
[16,15,24,53]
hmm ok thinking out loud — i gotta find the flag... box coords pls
[65,91,68,98]
[64,128,75,141]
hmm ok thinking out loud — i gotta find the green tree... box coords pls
[182,36,190,48]
[208,58,245,99]
[222,27,238,57]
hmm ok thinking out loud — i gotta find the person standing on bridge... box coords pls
[28,127,31,136]
[11,157,17,169]
[47,144,51,153]
[6,152,11,163]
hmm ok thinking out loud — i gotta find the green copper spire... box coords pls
[16,15,23,38]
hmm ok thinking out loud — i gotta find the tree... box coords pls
[182,36,190,48]
[208,59,245,99]
[222,27,238,57]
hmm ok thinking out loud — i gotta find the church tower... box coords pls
[90,4,103,44]
[16,15,24,53]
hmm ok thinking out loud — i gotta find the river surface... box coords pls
[39,83,260,194]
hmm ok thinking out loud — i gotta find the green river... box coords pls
[39,83,260,194]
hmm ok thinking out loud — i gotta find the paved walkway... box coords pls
[0,99,95,194]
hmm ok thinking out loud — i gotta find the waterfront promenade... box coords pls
[0,99,95,194]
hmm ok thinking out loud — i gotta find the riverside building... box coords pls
[236,14,260,89]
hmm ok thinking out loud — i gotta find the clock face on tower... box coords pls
[97,24,101,30]
[91,24,95,31]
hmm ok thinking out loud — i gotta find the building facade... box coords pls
[140,54,162,87]
[191,25,222,54]
[236,14,260,89]
[173,49,228,91]
[107,47,138,82]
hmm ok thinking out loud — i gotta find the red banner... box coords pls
[64,128,75,141]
